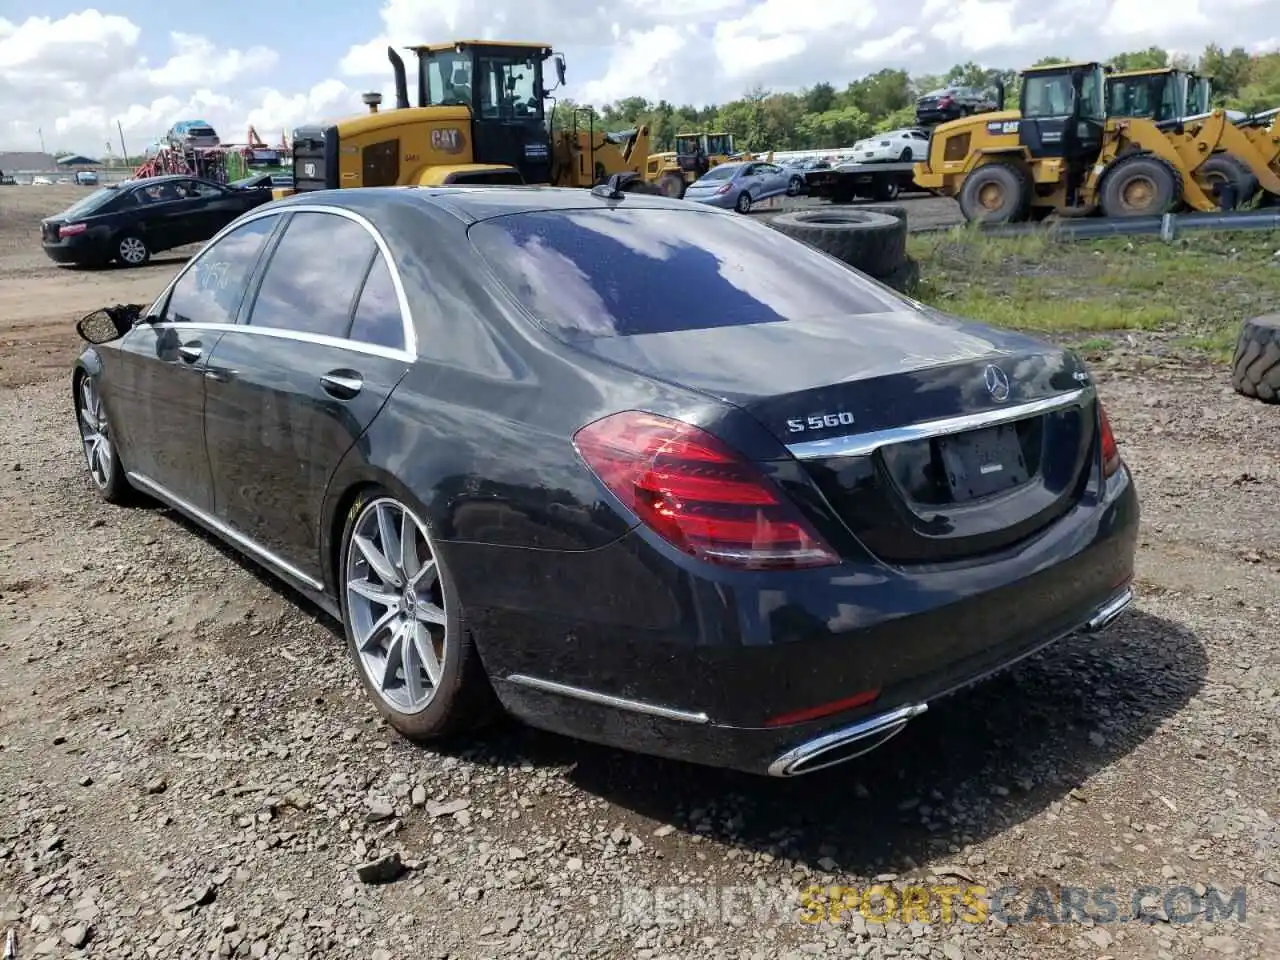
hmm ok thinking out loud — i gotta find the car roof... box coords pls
[130,174,219,187]
[265,184,717,226]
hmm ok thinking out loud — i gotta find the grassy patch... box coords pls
[906,227,1280,359]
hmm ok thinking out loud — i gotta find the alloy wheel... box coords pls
[118,237,148,265]
[344,497,448,715]
[77,376,112,489]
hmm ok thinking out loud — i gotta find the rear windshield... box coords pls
[698,165,739,181]
[59,187,121,219]
[468,208,904,338]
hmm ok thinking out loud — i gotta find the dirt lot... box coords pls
[1,184,1278,960]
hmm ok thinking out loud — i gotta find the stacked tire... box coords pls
[768,207,917,293]
[1230,314,1280,403]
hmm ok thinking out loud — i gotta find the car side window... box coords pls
[246,211,377,339]
[162,215,279,325]
[348,253,405,350]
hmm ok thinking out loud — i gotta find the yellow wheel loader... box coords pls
[275,41,654,201]
[1106,66,1280,203]
[913,60,1280,224]
[644,132,740,198]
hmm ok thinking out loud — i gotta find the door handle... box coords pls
[178,345,203,363]
[320,372,363,399]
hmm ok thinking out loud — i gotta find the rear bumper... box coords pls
[42,234,106,264]
[453,466,1141,775]
[684,191,736,209]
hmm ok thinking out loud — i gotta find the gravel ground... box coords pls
[1,185,1277,960]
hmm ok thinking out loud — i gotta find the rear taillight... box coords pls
[573,411,839,570]
[59,223,87,238]
[1099,403,1121,477]
[716,183,732,195]
[938,96,954,108]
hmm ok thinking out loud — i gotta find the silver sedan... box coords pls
[683,161,794,213]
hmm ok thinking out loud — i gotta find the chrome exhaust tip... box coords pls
[1083,586,1133,633]
[767,703,928,777]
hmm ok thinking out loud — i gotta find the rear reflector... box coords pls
[1099,402,1121,477]
[764,688,881,727]
[573,411,840,570]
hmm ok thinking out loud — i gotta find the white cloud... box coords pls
[2,1,1278,156]
[145,32,278,89]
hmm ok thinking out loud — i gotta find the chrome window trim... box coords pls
[146,321,415,363]
[786,386,1093,461]
[143,203,418,360]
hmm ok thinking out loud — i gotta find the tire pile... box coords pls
[767,206,918,293]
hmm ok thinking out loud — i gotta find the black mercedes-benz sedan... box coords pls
[72,184,1139,777]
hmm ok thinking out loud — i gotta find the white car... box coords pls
[31,176,53,186]
[850,128,931,163]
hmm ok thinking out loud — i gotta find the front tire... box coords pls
[339,491,495,741]
[75,372,133,504]
[1099,154,1182,218]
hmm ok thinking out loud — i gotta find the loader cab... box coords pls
[1106,68,1202,123]
[411,40,560,184]
[1018,61,1107,161]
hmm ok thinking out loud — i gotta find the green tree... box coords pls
[1109,47,1169,71]
[1200,44,1254,101]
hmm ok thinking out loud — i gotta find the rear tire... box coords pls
[957,162,1031,224]
[735,191,752,214]
[657,172,686,199]
[1230,314,1280,403]
[1197,154,1259,209]
[114,233,150,267]
[1099,154,1182,218]
[339,490,499,741]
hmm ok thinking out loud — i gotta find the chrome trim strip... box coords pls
[142,203,418,361]
[126,471,325,593]
[767,703,929,777]
[785,387,1092,460]
[1083,586,1133,632]
[146,321,414,363]
[505,674,711,725]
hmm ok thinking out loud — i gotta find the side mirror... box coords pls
[555,55,566,88]
[76,303,149,344]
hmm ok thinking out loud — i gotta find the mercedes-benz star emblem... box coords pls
[984,364,1011,402]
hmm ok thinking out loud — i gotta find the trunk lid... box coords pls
[573,308,1098,565]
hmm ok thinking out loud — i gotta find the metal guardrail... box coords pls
[915,207,1280,240]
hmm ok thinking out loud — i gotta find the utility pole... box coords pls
[117,121,129,168]
[38,127,45,154]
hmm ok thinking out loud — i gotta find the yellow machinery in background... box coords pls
[645,132,740,198]
[914,60,1280,223]
[277,41,654,200]
[1106,66,1280,196]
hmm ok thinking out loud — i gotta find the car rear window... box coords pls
[698,165,738,181]
[468,208,904,338]
[58,187,121,220]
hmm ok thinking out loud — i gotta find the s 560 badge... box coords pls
[787,412,855,433]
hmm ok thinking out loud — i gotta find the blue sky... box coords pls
[2,0,1276,154]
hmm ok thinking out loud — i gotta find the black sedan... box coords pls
[915,85,998,126]
[72,185,1139,777]
[41,174,273,268]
